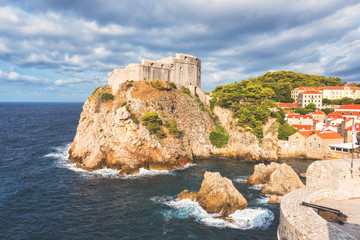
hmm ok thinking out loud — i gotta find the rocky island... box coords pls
[68,54,279,174]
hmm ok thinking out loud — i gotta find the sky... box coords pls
[0,0,359,102]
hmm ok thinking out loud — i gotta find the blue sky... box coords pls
[0,0,359,102]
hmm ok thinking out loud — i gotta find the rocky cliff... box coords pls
[68,81,278,174]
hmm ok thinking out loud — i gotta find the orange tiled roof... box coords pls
[287,114,313,119]
[299,130,320,137]
[278,103,299,108]
[337,104,360,110]
[312,110,325,115]
[327,112,343,118]
[316,132,343,139]
[301,90,321,94]
[293,87,317,91]
[346,125,360,131]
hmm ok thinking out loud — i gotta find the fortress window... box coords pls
[161,64,164,68]
[171,64,174,70]
[151,63,154,67]
[180,67,183,71]
[185,56,188,60]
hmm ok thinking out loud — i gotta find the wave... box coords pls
[248,184,264,190]
[156,198,274,230]
[233,176,249,183]
[44,143,196,178]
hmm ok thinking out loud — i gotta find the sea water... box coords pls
[0,103,314,239]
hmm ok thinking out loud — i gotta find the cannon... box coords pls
[301,201,348,225]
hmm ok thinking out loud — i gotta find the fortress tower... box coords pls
[108,54,202,96]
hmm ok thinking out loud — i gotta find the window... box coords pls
[314,137,316,141]
[318,144,321,149]
[296,136,298,140]
[309,142,312,147]
[292,142,296,148]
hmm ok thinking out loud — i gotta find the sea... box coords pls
[0,103,314,240]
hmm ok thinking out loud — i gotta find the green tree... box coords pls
[354,99,360,104]
[322,108,334,115]
[340,97,354,105]
[278,122,298,140]
[306,103,316,112]
[322,98,332,105]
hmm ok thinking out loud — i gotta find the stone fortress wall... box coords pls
[108,53,210,104]
[278,159,360,239]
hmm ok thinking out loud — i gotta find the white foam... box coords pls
[233,176,248,183]
[248,184,264,190]
[45,143,195,179]
[161,198,274,229]
[255,194,271,205]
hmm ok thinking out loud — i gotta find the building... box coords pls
[297,90,322,108]
[311,110,326,122]
[291,87,317,102]
[108,53,209,103]
[291,84,360,103]
[334,104,360,118]
[279,130,343,159]
[286,114,314,131]
[318,84,360,100]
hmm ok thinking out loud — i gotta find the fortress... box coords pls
[108,53,209,104]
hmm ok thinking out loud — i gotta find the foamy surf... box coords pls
[233,176,249,183]
[248,184,264,190]
[45,143,196,178]
[158,198,274,229]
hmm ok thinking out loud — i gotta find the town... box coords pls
[279,84,360,159]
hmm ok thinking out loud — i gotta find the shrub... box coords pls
[101,92,115,102]
[141,112,162,135]
[156,129,167,138]
[169,82,177,89]
[150,80,166,90]
[121,102,127,107]
[322,108,334,115]
[168,119,179,137]
[182,87,192,97]
[209,123,228,148]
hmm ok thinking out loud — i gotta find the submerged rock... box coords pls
[177,171,248,218]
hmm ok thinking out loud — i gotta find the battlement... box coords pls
[108,54,201,95]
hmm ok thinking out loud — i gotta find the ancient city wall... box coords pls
[278,159,360,240]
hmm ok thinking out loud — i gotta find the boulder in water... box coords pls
[247,162,279,184]
[177,171,248,218]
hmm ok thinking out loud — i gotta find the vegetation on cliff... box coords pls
[209,123,228,148]
[141,112,166,138]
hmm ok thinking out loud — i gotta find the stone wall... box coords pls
[108,53,201,96]
[278,159,360,240]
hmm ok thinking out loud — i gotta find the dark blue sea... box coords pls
[0,103,313,240]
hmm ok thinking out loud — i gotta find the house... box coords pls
[334,104,360,118]
[291,87,317,102]
[311,110,326,122]
[327,111,343,120]
[286,114,314,131]
[297,90,322,108]
[279,130,343,159]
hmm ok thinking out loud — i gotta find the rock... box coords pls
[116,106,131,120]
[177,171,248,218]
[177,189,198,201]
[261,163,305,196]
[268,195,282,204]
[247,162,280,184]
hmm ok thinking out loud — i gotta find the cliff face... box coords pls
[68,81,278,174]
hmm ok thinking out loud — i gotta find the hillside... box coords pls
[68,81,278,174]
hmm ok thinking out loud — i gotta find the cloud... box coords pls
[0,0,360,101]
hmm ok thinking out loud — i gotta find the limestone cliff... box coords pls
[68,81,278,174]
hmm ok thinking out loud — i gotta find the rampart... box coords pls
[278,159,360,239]
[108,53,210,104]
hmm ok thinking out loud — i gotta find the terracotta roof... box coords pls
[301,90,321,94]
[299,130,320,137]
[293,87,317,91]
[327,112,343,118]
[287,114,313,119]
[316,132,343,139]
[312,110,325,115]
[318,85,360,90]
[278,103,299,108]
[336,104,360,110]
[346,125,360,131]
